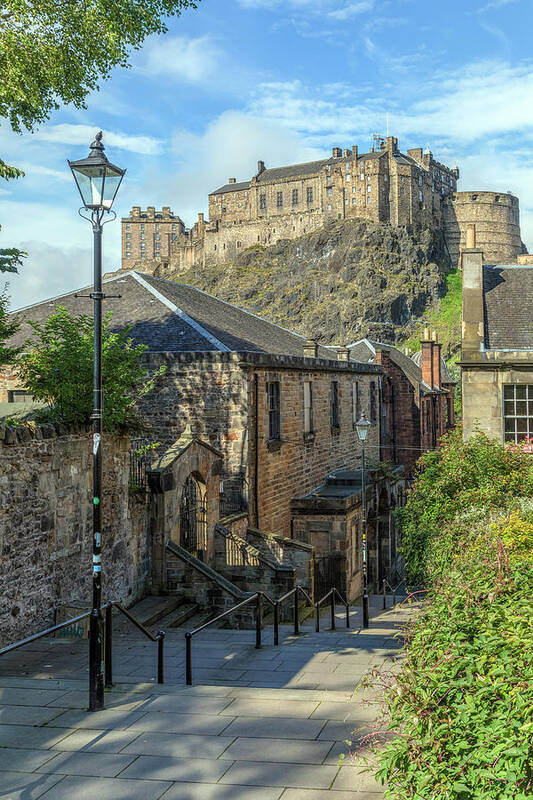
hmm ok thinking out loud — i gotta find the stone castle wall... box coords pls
[443,191,525,266]
[0,424,150,644]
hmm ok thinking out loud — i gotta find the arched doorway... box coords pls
[179,474,207,559]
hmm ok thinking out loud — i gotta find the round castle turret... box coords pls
[443,191,526,267]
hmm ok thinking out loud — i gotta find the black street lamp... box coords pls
[355,414,371,629]
[69,132,125,712]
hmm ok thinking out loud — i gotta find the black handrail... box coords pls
[314,587,350,633]
[381,578,405,610]
[185,584,350,685]
[0,600,166,697]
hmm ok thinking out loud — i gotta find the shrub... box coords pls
[18,306,164,432]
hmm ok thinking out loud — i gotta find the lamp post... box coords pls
[355,414,371,629]
[69,132,125,712]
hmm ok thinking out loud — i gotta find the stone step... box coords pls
[122,595,184,628]
[161,602,201,629]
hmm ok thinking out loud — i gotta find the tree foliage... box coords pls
[372,433,533,799]
[0,285,21,363]
[0,159,25,273]
[0,0,199,132]
[17,306,164,431]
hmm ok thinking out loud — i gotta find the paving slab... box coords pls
[37,775,173,799]
[36,750,137,777]
[310,702,381,722]
[120,731,236,759]
[127,710,233,735]
[282,790,379,799]
[220,736,334,764]
[220,715,326,740]
[46,707,147,730]
[0,770,64,799]
[0,687,69,707]
[318,721,371,742]
[50,728,143,753]
[219,760,339,789]
[161,783,283,800]
[332,765,386,793]
[45,690,152,710]
[143,694,233,714]
[0,704,63,726]
[0,723,72,749]
[119,754,232,782]
[220,698,319,718]
[0,746,60,772]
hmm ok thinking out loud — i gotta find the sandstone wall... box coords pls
[443,191,525,267]
[0,424,149,644]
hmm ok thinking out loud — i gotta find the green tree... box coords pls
[0,285,21,363]
[17,306,164,431]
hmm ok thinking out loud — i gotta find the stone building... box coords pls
[443,191,526,268]
[121,135,459,272]
[346,336,454,474]
[6,271,406,603]
[461,229,533,443]
[122,205,185,264]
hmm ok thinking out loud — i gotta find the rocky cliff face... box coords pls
[173,218,451,346]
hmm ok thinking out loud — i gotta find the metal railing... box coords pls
[0,601,166,696]
[185,584,350,686]
[381,578,405,610]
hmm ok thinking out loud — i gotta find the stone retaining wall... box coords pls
[0,423,150,644]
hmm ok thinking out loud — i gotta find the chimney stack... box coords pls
[303,339,319,358]
[332,147,342,158]
[229,177,236,184]
[432,331,441,389]
[343,149,351,158]
[337,346,349,361]
[461,233,484,357]
[420,327,434,388]
[257,160,265,175]
[352,145,358,159]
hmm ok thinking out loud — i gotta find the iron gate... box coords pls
[314,553,346,600]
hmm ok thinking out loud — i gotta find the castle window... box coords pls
[419,190,423,203]
[141,223,145,229]
[155,233,160,240]
[352,198,356,205]
[126,252,131,258]
[140,233,145,239]
[155,223,160,230]
[360,173,364,180]
[345,199,349,206]
[268,381,281,441]
[346,163,351,172]
[172,224,176,230]
[303,381,313,435]
[495,195,500,202]
[327,204,332,211]
[328,188,332,197]
[367,184,371,192]
[352,186,356,193]
[214,244,217,250]
[277,191,283,208]
[419,174,423,187]
[306,187,313,204]
[292,189,299,205]
[503,384,533,443]
[384,173,388,181]
[221,194,225,200]
[471,194,478,201]
[125,224,130,230]
[330,381,340,430]
[259,193,266,210]
[126,233,131,239]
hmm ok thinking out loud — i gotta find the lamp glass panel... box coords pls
[72,165,105,208]
[101,167,123,210]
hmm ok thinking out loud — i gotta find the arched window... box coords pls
[179,475,207,557]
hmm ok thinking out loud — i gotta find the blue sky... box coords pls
[3,0,533,308]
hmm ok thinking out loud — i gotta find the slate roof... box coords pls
[9,271,337,358]
[483,265,533,350]
[210,150,389,195]
[348,338,430,391]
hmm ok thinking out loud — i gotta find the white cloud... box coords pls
[34,124,164,156]
[477,0,517,12]
[140,35,222,83]
[328,1,374,20]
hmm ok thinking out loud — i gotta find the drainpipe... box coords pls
[254,373,260,530]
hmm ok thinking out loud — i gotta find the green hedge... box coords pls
[375,432,533,799]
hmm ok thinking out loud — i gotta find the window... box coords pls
[140,223,145,230]
[125,224,130,230]
[126,233,131,239]
[360,173,365,181]
[155,223,160,230]
[328,188,333,197]
[268,381,281,440]
[419,174,423,187]
[419,190,423,203]
[276,191,283,208]
[367,184,372,192]
[346,174,351,182]
[259,193,266,211]
[352,380,360,423]
[140,242,146,248]
[503,384,533,442]
[140,233,145,240]
[345,199,349,206]
[352,198,356,205]
[172,224,176,230]
[126,252,131,258]
[331,381,340,429]
[306,187,313,204]
[292,189,299,205]
[352,186,356,194]
[8,390,34,403]
[304,381,313,434]
[155,233,160,240]
[370,381,377,422]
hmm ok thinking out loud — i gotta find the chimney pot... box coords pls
[303,339,319,358]
[229,178,236,184]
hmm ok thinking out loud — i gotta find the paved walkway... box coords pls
[0,599,410,799]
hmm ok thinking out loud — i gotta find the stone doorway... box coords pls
[179,474,207,559]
